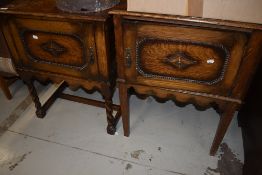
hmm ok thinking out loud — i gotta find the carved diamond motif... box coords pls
[163,52,198,69]
[41,40,66,57]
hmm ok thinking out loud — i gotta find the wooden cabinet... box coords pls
[111,10,262,155]
[8,18,98,79]
[0,0,124,135]
[122,21,247,95]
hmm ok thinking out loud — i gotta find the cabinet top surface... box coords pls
[110,10,262,31]
[0,0,126,21]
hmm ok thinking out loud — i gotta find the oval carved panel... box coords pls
[136,38,230,85]
[21,30,87,70]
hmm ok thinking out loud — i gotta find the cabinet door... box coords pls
[122,20,248,96]
[6,17,98,79]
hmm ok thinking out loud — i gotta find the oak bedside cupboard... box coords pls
[110,10,262,155]
[0,0,126,135]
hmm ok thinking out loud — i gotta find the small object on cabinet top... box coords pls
[56,0,120,14]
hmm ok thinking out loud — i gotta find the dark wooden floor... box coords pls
[238,61,262,175]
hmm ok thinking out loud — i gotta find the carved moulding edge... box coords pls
[135,37,230,85]
[20,29,88,71]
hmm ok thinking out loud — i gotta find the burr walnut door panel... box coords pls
[7,18,98,79]
[122,21,248,96]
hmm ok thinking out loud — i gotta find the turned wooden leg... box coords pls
[119,83,130,137]
[210,104,238,156]
[0,76,12,100]
[102,83,116,135]
[105,98,116,135]
[24,79,46,118]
